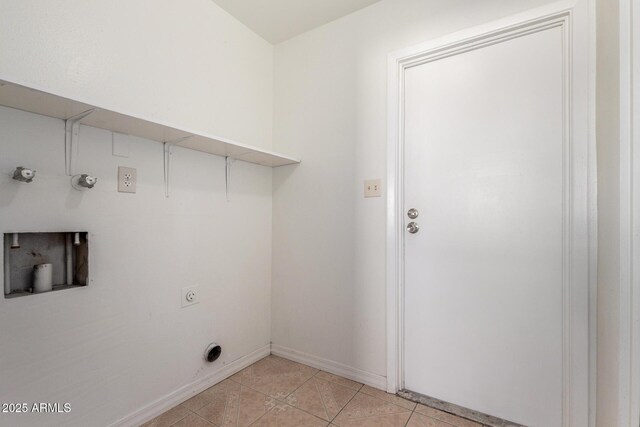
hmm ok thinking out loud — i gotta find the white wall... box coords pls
[0,108,273,427]
[271,0,560,380]
[0,0,625,425]
[0,0,273,150]
[0,1,274,426]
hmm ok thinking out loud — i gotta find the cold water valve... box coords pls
[12,166,35,183]
[77,174,97,188]
[72,174,98,190]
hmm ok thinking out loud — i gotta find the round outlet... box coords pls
[186,290,196,302]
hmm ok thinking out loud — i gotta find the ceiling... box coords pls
[211,0,382,44]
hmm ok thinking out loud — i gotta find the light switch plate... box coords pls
[118,166,137,193]
[364,179,382,198]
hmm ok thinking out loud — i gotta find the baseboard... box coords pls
[271,344,386,390]
[109,344,271,427]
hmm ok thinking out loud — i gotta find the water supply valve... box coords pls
[72,174,98,190]
[12,167,35,183]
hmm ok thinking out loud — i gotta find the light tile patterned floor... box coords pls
[141,355,483,427]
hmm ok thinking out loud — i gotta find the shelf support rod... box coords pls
[65,109,96,176]
[225,156,235,202]
[163,136,193,198]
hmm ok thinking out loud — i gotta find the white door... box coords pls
[403,26,567,426]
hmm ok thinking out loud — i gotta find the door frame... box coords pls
[385,1,596,425]
[617,0,640,425]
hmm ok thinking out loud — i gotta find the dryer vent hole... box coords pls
[205,344,222,363]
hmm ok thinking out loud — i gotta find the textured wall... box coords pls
[0,0,274,425]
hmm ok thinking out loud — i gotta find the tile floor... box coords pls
[141,355,483,427]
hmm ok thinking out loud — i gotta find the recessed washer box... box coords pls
[3,232,89,299]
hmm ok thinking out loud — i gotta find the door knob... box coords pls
[407,208,419,219]
[407,222,420,234]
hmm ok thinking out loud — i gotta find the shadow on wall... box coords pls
[0,177,19,208]
[272,163,298,192]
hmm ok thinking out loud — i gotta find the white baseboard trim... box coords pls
[109,344,271,427]
[271,344,386,390]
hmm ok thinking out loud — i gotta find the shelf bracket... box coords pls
[163,136,193,198]
[65,109,96,176]
[225,156,235,202]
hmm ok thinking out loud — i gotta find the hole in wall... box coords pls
[3,232,89,298]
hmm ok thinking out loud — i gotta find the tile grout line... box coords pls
[231,354,310,396]
[246,402,272,427]
[246,364,365,425]
[283,368,319,399]
[328,386,362,425]
[232,384,242,427]
[313,368,366,391]
[234,361,274,427]
[403,403,416,427]
[325,386,416,426]
[165,405,195,427]
[218,383,234,427]
[168,355,427,427]
[311,376,331,421]
[313,370,364,424]
[232,358,328,426]
[191,363,256,427]
[244,357,410,426]
[273,374,335,425]
[191,405,221,427]
[166,405,218,427]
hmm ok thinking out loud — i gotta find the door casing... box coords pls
[617,0,640,425]
[385,1,596,426]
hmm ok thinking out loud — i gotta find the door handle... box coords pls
[407,222,420,234]
[407,208,419,219]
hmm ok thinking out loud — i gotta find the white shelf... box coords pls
[0,79,300,167]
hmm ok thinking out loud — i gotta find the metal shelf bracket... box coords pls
[163,136,193,198]
[65,109,96,176]
[225,156,235,202]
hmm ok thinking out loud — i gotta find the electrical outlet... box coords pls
[118,166,137,193]
[181,285,200,308]
[364,179,382,198]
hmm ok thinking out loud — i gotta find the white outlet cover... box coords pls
[364,179,382,198]
[118,166,137,194]
[181,285,200,308]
